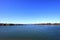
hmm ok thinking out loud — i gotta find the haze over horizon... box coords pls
[0,0,60,24]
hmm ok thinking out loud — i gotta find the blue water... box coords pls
[0,25,60,40]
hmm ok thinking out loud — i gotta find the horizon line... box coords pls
[0,22,60,24]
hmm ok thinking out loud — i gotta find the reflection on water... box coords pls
[0,25,60,40]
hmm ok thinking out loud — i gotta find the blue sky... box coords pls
[0,0,60,24]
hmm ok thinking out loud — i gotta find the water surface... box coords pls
[0,25,60,40]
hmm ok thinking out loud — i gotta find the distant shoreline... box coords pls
[34,23,60,25]
[0,23,60,26]
[0,23,24,26]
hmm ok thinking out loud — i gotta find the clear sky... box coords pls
[0,0,60,24]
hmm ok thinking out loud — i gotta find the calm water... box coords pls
[0,25,60,40]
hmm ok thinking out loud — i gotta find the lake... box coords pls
[0,25,60,40]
